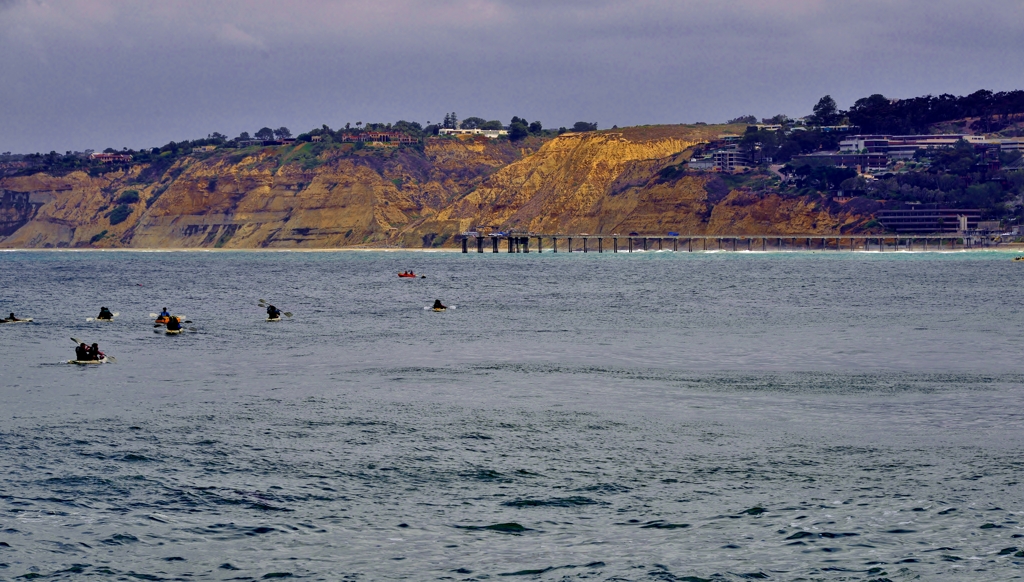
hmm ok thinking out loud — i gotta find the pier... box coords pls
[459,233,995,253]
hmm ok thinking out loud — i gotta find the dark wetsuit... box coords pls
[98,308,113,320]
[267,306,281,319]
[432,300,446,310]
[75,344,88,361]
[166,317,182,331]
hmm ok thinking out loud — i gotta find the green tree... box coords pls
[811,95,841,126]
[255,127,274,140]
[460,117,487,129]
[274,127,292,139]
[572,121,597,132]
[509,118,529,141]
[529,120,543,134]
[727,115,757,124]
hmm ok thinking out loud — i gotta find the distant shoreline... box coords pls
[2,246,1023,253]
[0,247,463,253]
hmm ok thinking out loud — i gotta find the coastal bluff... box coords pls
[0,125,875,249]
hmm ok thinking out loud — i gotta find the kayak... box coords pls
[0,318,33,324]
[398,273,417,278]
[165,328,183,335]
[68,357,107,365]
[432,307,446,312]
[155,315,185,324]
[266,316,281,322]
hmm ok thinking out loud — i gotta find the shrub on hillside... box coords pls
[109,204,132,225]
[117,190,140,204]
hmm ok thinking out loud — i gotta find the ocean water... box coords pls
[1,249,1024,581]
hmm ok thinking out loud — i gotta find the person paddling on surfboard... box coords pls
[6,312,20,322]
[75,343,89,361]
[166,316,182,331]
[97,307,114,320]
[432,299,447,310]
[266,305,281,319]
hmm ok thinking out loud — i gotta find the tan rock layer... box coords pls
[0,126,873,249]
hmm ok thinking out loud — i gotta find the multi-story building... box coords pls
[712,146,752,172]
[795,152,888,172]
[89,153,133,163]
[438,128,509,139]
[875,205,981,233]
[839,134,998,159]
[341,132,419,145]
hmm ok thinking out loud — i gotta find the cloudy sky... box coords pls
[2,0,1023,153]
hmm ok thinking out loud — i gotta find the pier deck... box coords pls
[460,234,997,253]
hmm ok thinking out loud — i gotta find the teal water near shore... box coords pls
[2,250,1023,580]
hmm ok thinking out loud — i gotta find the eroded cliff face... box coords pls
[0,137,518,248]
[408,125,874,240]
[0,126,875,249]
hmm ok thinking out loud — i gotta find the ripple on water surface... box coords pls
[1,250,1024,579]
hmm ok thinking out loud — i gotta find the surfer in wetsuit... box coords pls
[97,307,114,320]
[266,305,281,319]
[5,312,19,322]
[166,316,182,331]
[432,299,446,310]
[89,343,104,361]
[75,343,89,361]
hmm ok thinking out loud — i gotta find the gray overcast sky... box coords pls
[2,0,1023,153]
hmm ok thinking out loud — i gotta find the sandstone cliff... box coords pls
[0,125,875,249]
